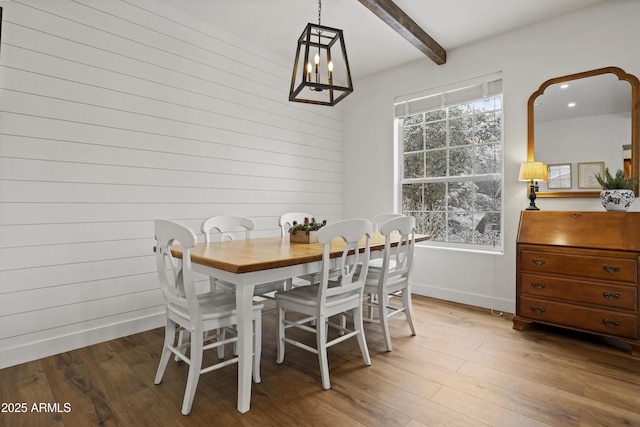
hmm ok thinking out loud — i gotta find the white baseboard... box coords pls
[412,282,515,314]
[0,313,165,370]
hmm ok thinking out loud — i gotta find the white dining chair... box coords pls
[370,213,404,270]
[367,213,405,306]
[363,215,417,352]
[202,216,287,305]
[202,215,253,243]
[153,219,263,415]
[372,213,404,232]
[275,218,372,390]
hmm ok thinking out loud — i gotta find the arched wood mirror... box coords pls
[528,66,639,197]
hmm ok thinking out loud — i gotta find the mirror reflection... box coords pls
[547,163,571,189]
[528,67,639,197]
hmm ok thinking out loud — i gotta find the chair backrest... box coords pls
[316,219,372,302]
[201,216,255,242]
[154,219,200,320]
[372,213,404,232]
[379,215,416,285]
[278,212,315,237]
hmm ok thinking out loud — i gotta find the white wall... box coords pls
[0,0,343,368]
[342,0,640,313]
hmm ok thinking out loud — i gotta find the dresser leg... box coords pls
[628,342,640,357]
[512,316,531,331]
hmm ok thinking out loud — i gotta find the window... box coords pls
[396,76,503,251]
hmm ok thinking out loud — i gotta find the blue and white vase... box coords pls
[600,189,635,212]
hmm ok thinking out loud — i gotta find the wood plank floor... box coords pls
[2,296,640,426]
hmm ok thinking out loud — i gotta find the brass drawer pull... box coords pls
[531,281,546,289]
[602,265,621,274]
[602,292,621,301]
[531,258,546,266]
[530,306,545,314]
[602,319,621,328]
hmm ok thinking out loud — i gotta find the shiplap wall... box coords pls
[0,0,343,369]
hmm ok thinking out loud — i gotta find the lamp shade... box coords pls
[519,162,548,182]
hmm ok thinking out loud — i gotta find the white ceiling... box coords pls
[154,0,609,79]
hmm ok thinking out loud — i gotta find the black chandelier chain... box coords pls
[318,0,322,26]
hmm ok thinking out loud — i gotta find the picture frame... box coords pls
[577,162,604,189]
[547,163,572,189]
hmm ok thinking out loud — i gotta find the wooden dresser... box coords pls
[514,211,640,356]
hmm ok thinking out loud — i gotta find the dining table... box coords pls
[168,231,429,413]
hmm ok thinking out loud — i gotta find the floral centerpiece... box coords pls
[594,168,638,211]
[289,217,327,243]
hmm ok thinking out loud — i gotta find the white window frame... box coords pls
[394,73,504,253]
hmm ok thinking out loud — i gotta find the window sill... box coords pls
[417,241,503,255]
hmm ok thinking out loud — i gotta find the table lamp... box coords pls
[519,162,548,210]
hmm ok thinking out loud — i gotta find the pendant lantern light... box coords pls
[289,0,353,106]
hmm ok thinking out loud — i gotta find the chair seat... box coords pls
[369,258,396,269]
[276,282,360,310]
[364,271,407,294]
[167,290,263,322]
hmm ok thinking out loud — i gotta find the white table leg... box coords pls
[235,283,255,413]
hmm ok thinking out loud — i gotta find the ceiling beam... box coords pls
[356,0,446,65]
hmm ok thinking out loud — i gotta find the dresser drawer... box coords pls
[520,249,638,284]
[520,273,637,311]
[518,296,638,339]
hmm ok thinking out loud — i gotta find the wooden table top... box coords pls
[170,232,430,274]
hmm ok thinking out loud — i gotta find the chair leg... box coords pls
[316,315,331,390]
[181,329,203,416]
[217,328,226,359]
[403,289,417,336]
[174,329,189,362]
[354,306,371,366]
[284,277,293,291]
[378,290,393,352]
[276,305,285,364]
[253,313,262,383]
[366,293,375,320]
[155,318,176,384]
[208,277,217,292]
